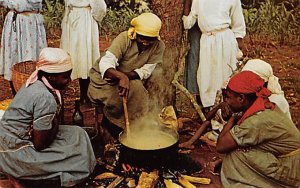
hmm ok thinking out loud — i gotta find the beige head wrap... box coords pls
[128,12,162,40]
[25,48,72,105]
[26,47,72,87]
[242,59,283,94]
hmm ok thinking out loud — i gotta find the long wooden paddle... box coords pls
[122,96,130,134]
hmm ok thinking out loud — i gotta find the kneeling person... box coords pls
[88,13,165,131]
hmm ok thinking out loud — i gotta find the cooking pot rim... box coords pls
[118,129,179,151]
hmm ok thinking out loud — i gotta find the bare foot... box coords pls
[179,141,195,149]
[200,135,216,147]
[208,158,223,173]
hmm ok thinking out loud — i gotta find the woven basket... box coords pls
[11,61,36,92]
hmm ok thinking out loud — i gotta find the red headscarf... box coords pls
[227,71,275,125]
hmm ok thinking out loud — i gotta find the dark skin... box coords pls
[183,0,192,16]
[104,34,158,98]
[216,88,255,153]
[179,101,233,149]
[32,70,72,151]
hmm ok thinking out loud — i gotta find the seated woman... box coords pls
[0,48,96,187]
[217,71,300,187]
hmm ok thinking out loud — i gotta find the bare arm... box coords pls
[104,68,130,97]
[32,114,59,151]
[236,38,245,52]
[216,116,238,153]
[183,0,192,16]
[206,102,232,121]
[123,71,140,80]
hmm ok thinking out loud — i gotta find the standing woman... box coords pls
[182,0,246,110]
[0,0,47,96]
[183,0,201,101]
[60,0,106,105]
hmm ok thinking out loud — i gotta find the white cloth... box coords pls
[0,110,4,120]
[242,59,283,94]
[0,0,47,80]
[242,59,291,119]
[182,0,246,107]
[60,0,106,80]
[99,51,157,80]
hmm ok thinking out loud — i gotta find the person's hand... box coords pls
[220,102,233,121]
[236,38,244,51]
[232,112,243,124]
[183,0,192,16]
[118,75,129,97]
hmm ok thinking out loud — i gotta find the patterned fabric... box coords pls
[221,107,300,187]
[0,0,47,80]
[0,81,96,187]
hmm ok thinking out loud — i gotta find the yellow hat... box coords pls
[128,13,162,40]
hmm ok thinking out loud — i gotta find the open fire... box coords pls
[89,143,207,188]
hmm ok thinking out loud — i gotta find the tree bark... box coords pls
[147,0,184,110]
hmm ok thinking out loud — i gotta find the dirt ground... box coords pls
[0,34,299,187]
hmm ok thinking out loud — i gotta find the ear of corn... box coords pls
[94,172,118,180]
[178,176,196,188]
[164,179,183,188]
[181,175,211,185]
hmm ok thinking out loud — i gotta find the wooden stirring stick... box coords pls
[122,96,130,134]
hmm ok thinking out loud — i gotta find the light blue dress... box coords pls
[0,81,96,187]
[184,24,201,94]
[0,0,47,80]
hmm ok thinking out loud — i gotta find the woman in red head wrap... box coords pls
[217,71,300,188]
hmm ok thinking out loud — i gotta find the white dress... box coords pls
[183,0,246,107]
[60,0,106,80]
[0,0,47,80]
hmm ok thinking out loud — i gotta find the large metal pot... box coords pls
[118,127,179,170]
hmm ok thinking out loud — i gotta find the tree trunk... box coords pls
[146,0,184,110]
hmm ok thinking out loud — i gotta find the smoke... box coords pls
[129,108,163,134]
[145,62,175,110]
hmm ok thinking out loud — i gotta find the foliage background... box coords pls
[1,0,299,44]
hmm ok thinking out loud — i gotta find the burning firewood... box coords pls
[136,171,159,188]
[178,175,196,188]
[180,175,211,185]
[164,179,183,188]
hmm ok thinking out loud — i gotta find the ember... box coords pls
[91,143,204,188]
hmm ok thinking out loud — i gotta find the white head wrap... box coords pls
[26,48,72,87]
[242,59,283,94]
[25,48,72,104]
